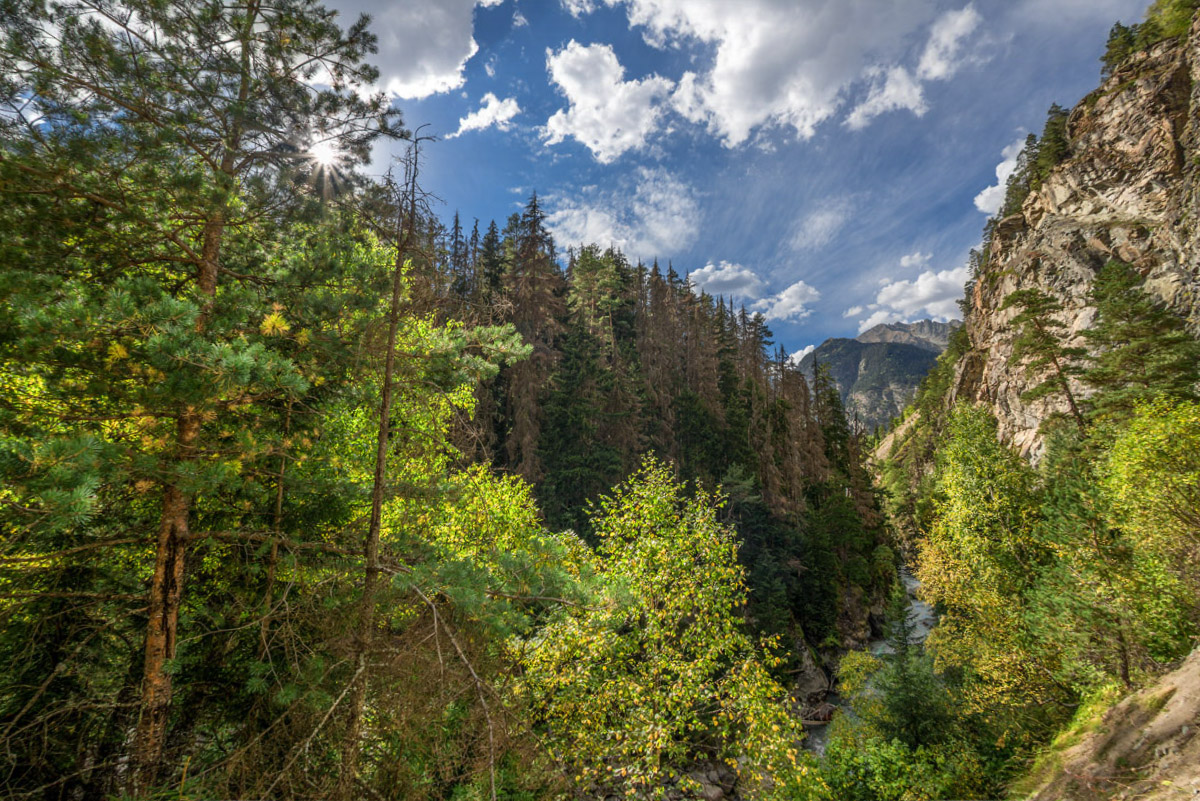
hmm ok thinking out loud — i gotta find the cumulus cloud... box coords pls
[546,166,700,260]
[686,261,822,322]
[333,0,502,99]
[790,198,855,252]
[974,137,1026,215]
[875,267,968,317]
[846,66,927,130]
[788,344,816,366]
[900,251,932,269]
[544,41,675,163]
[561,0,598,14]
[447,93,521,138]
[561,0,987,146]
[852,264,970,332]
[843,305,865,318]
[688,261,766,298]
[752,280,822,322]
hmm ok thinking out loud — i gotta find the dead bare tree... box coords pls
[337,130,437,800]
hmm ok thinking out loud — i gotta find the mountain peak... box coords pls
[855,319,961,352]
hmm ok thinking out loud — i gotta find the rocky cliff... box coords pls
[798,320,958,433]
[955,18,1200,459]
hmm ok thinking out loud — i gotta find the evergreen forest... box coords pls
[2,1,1199,800]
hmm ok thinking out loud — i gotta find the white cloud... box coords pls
[446,93,521,139]
[513,9,529,26]
[790,198,855,252]
[561,0,598,14]
[788,344,816,366]
[843,305,865,318]
[544,41,675,163]
[688,261,765,298]
[752,280,821,322]
[854,265,969,332]
[900,251,932,269]
[561,0,994,146]
[334,0,502,99]
[846,66,927,130]
[857,309,905,332]
[917,5,982,81]
[843,4,983,129]
[973,136,1026,215]
[546,166,700,260]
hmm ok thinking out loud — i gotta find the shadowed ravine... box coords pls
[802,568,937,757]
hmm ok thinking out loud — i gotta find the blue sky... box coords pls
[328,0,1151,358]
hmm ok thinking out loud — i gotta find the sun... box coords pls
[308,140,339,168]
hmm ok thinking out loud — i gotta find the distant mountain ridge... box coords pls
[856,320,960,351]
[797,320,961,432]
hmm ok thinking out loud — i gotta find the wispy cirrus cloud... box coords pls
[546,166,700,260]
[790,197,856,252]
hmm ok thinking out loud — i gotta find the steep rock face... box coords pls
[957,19,1200,459]
[799,321,957,432]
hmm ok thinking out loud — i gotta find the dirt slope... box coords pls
[1020,647,1200,801]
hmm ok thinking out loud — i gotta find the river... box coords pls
[801,567,937,756]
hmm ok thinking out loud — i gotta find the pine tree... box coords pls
[1082,260,1200,422]
[999,133,1039,218]
[1001,288,1087,429]
[1101,22,1137,78]
[1032,104,1071,186]
[0,2,403,791]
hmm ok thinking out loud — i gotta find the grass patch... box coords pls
[1138,686,1176,716]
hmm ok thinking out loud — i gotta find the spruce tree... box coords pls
[502,193,565,481]
[1082,260,1200,422]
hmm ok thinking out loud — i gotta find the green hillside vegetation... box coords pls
[866,4,1200,793]
[0,2,889,798]
[868,265,1200,797]
[1102,0,1200,78]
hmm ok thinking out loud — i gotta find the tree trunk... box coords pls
[337,145,420,800]
[130,459,193,794]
